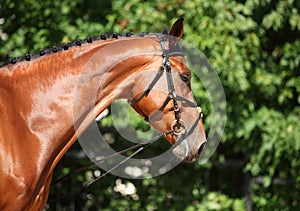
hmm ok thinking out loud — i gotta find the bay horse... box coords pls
[0,18,206,210]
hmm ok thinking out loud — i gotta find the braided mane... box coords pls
[0,32,151,68]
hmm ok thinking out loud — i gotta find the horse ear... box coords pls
[168,18,184,49]
[169,18,184,39]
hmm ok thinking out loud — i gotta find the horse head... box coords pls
[129,19,206,162]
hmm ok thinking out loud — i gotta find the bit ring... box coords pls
[171,119,186,136]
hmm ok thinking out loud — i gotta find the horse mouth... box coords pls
[172,137,206,163]
[185,141,206,162]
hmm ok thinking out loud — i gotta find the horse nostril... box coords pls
[198,142,206,155]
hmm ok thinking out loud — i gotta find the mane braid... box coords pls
[0,32,154,68]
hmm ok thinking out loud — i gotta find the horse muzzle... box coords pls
[170,119,207,162]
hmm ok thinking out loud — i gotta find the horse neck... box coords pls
[0,35,161,207]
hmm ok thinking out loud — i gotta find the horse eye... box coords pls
[180,74,191,83]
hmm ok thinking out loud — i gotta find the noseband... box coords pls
[130,33,203,136]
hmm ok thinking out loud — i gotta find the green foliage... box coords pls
[1,0,300,210]
[0,0,110,59]
[186,192,245,211]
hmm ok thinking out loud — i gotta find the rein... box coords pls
[50,33,203,203]
[49,130,174,203]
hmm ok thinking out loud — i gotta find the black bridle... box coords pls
[130,33,202,135]
[50,33,204,203]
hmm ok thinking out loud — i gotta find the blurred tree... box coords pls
[0,0,110,60]
[1,0,299,210]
